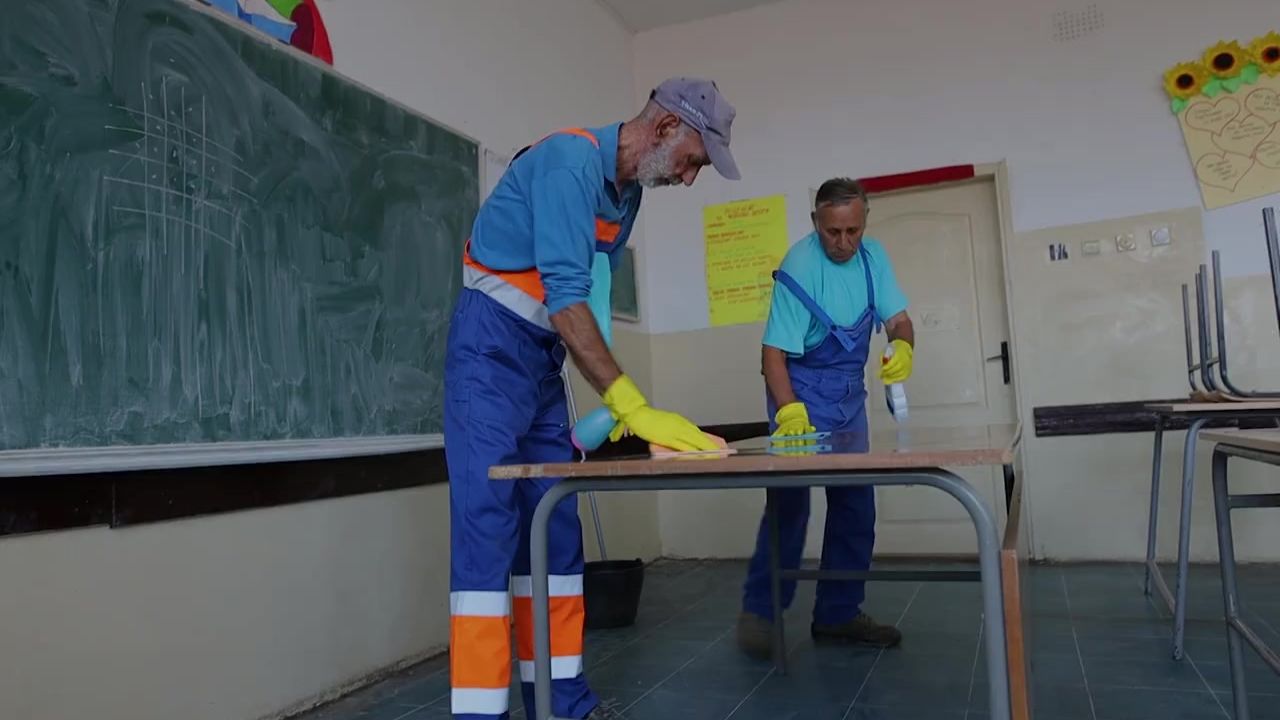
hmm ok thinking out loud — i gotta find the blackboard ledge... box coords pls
[0,435,443,478]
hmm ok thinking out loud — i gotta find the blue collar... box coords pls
[592,122,640,203]
[593,122,623,187]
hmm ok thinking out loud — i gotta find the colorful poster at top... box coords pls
[703,195,789,327]
[202,0,333,64]
[1163,32,1280,209]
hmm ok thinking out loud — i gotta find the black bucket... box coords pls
[583,559,645,630]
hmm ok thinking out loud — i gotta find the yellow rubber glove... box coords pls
[770,438,820,457]
[879,339,914,384]
[602,375,718,452]
[772,402,816,438]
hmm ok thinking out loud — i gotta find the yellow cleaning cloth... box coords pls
[649,433,731,458]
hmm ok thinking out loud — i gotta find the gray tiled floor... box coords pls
[295,560,1280,720]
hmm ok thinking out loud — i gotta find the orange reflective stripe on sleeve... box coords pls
[548,127,600,148]
[450,614,512,690]
[595,218,621,244]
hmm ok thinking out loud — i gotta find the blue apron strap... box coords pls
[773,270,858,353]
[858,245,882,335]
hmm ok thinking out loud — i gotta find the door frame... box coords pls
[819,161,1033,551]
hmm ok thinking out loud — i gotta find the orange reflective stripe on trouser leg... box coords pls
[511,575,586,683]
[450,590,512,715]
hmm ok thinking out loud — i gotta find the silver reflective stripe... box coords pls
[462,265,551,330]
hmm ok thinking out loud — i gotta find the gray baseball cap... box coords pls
[650,77,740,180]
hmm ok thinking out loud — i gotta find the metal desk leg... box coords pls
[766,490,788,675]
[1173,416,1209,660]
[530,489,562,720]
[1212,449,1251,720]
[918,469,1011,720]
[1144,418,1166,596]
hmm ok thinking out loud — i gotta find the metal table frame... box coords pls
[1143,409,1280,660]
[764,464,1017,676]
[1210,442,1280,719]
[527,468,1012,720]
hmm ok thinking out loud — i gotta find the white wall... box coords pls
[632,0,1280,335]
[631,0,1280,563]
[0,3,646,720]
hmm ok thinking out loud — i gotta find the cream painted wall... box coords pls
[0,2,646,720]
[631,0,1280,563]
[1010,214,1280,562]
[0,489,448,720]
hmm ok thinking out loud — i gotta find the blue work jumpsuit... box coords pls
[742,244,881,627]
[444,126,637,720]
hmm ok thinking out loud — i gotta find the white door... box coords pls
[861,177,1018,555]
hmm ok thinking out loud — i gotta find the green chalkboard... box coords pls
[0,0,479,450]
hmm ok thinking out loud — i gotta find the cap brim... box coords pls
[705,137,741,180]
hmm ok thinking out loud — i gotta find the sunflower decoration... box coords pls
[1202,40,1260,92]
[1164,62,1210,112]
[1251,31,1280,75]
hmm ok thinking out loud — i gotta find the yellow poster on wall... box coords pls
[1164,33,1280,209]
[703,194,789,327]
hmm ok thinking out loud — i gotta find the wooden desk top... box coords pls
[490,423,1020,480]
[1146,401,1280,414]
[1199,428,1280,454]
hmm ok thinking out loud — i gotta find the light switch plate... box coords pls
[1116,233,1137,252]
[1150,226,1172,246]
[1082,239,1102,256]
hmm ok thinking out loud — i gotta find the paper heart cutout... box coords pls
[1213,115,1272,157]
[1195,152,1253,191]
[1256,142,1280,169]
[1186,97,1241,134]
[1245,88,1280,125]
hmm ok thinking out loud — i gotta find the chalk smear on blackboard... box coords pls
[0,0,478,450]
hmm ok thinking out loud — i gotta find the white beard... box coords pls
[636,135,682,188]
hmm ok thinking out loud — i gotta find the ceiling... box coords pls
[597,0,784,33]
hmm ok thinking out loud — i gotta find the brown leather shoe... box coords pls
[589,698,631,719]
[811,612,903,648]
[736,611,774,660]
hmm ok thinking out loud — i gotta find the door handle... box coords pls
[985,341,1011,385]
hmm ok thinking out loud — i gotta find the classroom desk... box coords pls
[491,423,1025,720]
[1199,429,1280,720]
[1142,402,1280,660]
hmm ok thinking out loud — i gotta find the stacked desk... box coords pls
[1199,429,1280,720]
[1143,402,1280,659]
[491,424,1031,720]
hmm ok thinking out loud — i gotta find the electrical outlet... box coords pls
[1150,226,1172,246]
[1115,233,1137,252]
[1082,239,1102,256]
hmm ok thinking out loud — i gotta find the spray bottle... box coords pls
[569,251,624,454]
[572,406,619,453]
[882,344,909,424]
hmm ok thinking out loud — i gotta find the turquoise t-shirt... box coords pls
[762,233,909,356]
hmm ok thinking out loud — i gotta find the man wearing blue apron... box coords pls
[445,78,740,720]
[738,177,916,657]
